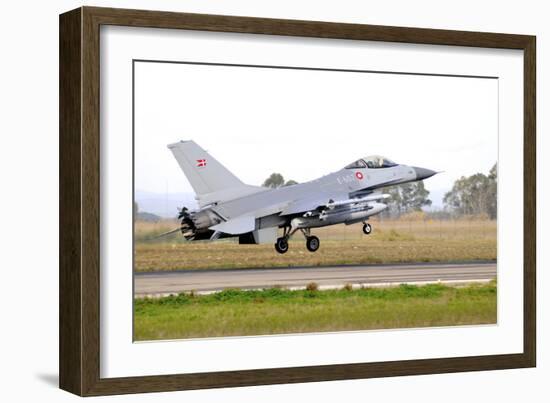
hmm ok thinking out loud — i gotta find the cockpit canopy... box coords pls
[345,155,398,169]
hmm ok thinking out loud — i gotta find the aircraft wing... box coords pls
[280,193,390,216]
[279,197,328,216]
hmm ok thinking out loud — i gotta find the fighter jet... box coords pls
[164,140,436,253]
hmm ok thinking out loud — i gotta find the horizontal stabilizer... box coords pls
[210,215,255,235]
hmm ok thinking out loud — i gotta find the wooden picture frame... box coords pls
[59,6,536,396]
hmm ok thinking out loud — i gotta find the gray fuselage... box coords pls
[210,164,417,224]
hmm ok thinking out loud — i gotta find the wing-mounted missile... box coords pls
[292,193,390,229]
[298,193,390,219]
[325,193,390,210]
[315,193,390,221]
[292,200,388,229]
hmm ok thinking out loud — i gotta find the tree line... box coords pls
[443,163,497,219]
[262,173,298,188]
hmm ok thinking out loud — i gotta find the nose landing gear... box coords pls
[362,222,372,235]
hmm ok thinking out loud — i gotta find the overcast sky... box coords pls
[134,61,498,207]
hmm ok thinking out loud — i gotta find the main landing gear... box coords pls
[306,235,320,252]
[274,227,320,254]
[362,222,372,235]
[274,237,289,254]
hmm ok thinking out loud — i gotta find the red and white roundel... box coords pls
[355,171,364,180]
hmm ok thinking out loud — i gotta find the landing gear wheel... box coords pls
[275,237,289,254]
[362,223,372,235]
[306,236,320,252]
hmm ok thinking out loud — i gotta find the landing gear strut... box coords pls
[362,222,372,235]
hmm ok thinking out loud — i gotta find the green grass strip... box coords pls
[134,282,496,341]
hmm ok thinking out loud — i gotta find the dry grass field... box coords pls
[134,217,496,272]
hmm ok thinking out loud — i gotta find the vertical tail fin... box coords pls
[168,140,263,206]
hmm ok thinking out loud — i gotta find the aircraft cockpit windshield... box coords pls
[345,155,397,169]
[344,159,367,169]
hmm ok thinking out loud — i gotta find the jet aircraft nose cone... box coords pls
[413,166,437,181]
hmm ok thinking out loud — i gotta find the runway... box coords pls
[134,262,496,297]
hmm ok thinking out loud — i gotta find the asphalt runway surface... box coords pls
[134,262,496,297]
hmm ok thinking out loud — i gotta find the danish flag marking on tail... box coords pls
[196,159,207,167]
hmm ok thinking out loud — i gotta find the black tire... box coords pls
[275,237,289,254]
[306,236,320,252]
[362,223,372,235]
